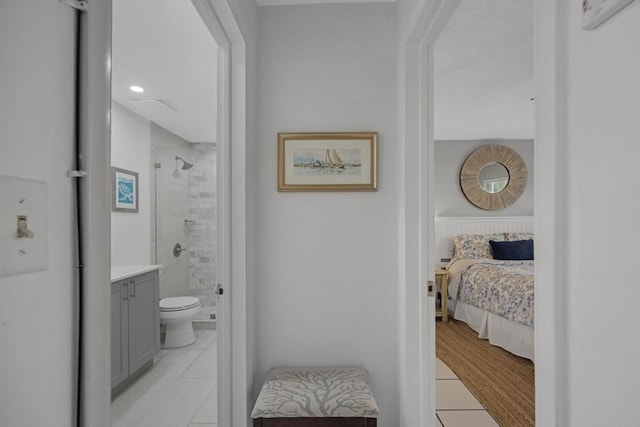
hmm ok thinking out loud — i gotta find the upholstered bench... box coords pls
[251,367,380,427]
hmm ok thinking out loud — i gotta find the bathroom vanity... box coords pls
[111,265,161,396]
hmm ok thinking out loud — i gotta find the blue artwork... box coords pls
[112,167,138,212]
[117,177,135,205]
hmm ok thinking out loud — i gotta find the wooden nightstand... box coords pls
[435,268,449,322]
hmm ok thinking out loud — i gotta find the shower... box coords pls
[154,144,217,327]
[173,155,194,178]
[176,155,194,170]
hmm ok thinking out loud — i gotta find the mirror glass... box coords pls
[478,162,509,193]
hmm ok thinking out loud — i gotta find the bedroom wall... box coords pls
[110,101,152,265]
[435,139,534,217]
[560,2,640,425]
[254,4,399,424]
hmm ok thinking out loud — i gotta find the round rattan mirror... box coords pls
[459,144,527,210]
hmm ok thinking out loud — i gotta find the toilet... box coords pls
[159,296,201,348]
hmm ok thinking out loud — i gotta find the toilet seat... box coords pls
[160,296,200,312]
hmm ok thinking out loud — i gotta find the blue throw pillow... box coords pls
[489,239,534,260]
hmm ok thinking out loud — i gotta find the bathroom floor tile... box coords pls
[437,410,499,427]
[136,378,214,427]
[182,339,217,378]
[129,349,202,393]
[190,383,218,424]
[436,358,458,380]
[436,380,484,410]
[154,349,170,363]
[187,330,217,350]
[111,326,218,425]
[111,390,162,427]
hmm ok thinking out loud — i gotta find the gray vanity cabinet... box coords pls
[111,270,160,395]
[111,280,129,391]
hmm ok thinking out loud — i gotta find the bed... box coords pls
[442,227,535,362]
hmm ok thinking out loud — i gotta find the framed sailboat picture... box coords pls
[582,0,635,29]
[278,132,378,192]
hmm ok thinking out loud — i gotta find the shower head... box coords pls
[175,156,194,170]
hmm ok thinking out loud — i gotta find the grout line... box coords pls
[437,362,490,412]
[189,382,217,425]
[437,409,498,427]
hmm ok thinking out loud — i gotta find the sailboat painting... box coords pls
[582,0,635,29]
[292,147,361,176]
[278,132,377,191]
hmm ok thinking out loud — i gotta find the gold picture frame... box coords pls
[278,132,378,192]
[582,0,635,30]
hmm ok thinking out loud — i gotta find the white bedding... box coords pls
[447,258,535,361]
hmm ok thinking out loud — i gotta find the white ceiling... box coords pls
[112,0,218,144]
[434,0,534,140]
[111,0,532,143]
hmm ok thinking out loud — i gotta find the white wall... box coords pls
[435,139,534,217]
[563,2,640,425]
[254,4,399,424]
[0,2,76,425]
[110,102,152,265]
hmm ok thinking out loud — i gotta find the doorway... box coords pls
[108,0,225,425]
[75,0,247,424]
[431,2,535,426]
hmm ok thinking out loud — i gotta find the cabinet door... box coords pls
[128,271,160,373]
[111,280,129,390]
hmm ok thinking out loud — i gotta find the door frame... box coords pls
[78,0,113,424]
[191,0,248,424]
[401,0,568,425]
[399,2,459,425]
[80,0,248,425]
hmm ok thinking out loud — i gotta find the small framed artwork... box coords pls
[278,132,378,192]
[582,0,635,30]
[111,167,139,212]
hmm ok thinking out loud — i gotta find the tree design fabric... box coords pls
[251,368,380,418]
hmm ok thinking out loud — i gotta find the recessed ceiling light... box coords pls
[130,85,144,93]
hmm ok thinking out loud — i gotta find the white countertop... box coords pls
[111,265,162,282]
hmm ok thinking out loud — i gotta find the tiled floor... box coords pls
[436,358,499,427]
[111,330,218,427]
[111,333,491,426]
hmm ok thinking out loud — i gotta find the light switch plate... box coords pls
[0,175,48,278]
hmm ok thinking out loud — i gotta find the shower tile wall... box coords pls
[151,124,217,306]
[188,143,216,308]
[152,124,191,299]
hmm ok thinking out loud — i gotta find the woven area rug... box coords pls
[436,319,535,427]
